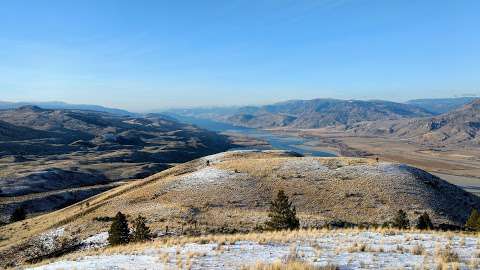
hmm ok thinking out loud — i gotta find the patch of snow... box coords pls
[37,227,65,250]
[80,232,109,250]
[29,231,480,270]
[202,150,299,164]
[280,157,329,173]
[30,254,162,270]
[376,163,412,176]
[335,163,410,179]
[202,150,261,163]
[173,167,244,189]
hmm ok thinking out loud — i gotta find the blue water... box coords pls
[169,114,336,157]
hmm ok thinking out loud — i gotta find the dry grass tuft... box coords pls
[434,244,460,270]
[411,244,426,255]
[243,260,338,270]
[435,245,459,263]
[347,242,367,253]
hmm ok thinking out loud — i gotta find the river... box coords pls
[169,114,336,157]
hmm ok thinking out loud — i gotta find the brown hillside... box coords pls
[347,99,480,146]
[1,150,479,266]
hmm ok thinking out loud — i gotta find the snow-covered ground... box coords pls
[29,231,480,269]
[35,227,65,250]
[202,150,299,164]
[80,232,109,250]
[280,157,330,173]
[170,166,247,190]
[202,150,262,163]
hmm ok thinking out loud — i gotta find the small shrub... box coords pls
[465,209,480,231]
[265,190,300,230]
[327,220,356,229]
[10,206,27,223]
[381,221,393,228]
[392,210,409,229]
[93,216,114,222]
[108,212,130,246]
[131,215,152,242]
[416,212,434,230]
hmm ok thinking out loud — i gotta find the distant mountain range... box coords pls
[347,99,480,145]
[166,97,479,129]
[0,101,135,116]
[170,99,434,129]
[406,97,479,114]
[165,97,480,146]
[235,99,437,128]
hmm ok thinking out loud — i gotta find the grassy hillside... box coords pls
[1,150,479,267]
[0,105,232,222]
[347,99,480,146]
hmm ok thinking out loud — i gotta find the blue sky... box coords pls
[0,0,479,111]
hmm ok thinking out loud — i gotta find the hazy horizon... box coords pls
[1,0,479,111]
[1,95,479,113]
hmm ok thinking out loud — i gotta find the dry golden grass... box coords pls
[411,243,426,255]
[347,242,367,253]
[215,156,374,178]
[242,260,338,270]
[2,150,480,267]
[21,227,480,270]
[27,228,480,264]
[435,245,460,264]
[0,153,458,249]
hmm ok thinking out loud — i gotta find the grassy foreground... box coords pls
[27,228,480,270]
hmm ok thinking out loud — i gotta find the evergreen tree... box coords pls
[266,190,300,230]
[416,212,434,230]
[465,209,480,231]
[108,212,130,246]
[131,215,152,242]
[10,206,27,223]
[392,210,409,229]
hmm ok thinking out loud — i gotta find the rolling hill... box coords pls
[0,101,134,116]
[347,99,480,145]
[168,99,435,129]
[406,97,478,114]
[0,106,232,222]
[2,150,478,267]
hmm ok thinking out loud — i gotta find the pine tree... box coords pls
[392,210,409,229]
[465,209,480,231]
[131,215,152,242]
[108,212,130,246]
[265,190,300,230]
[10,206,27,223]
[416,212,434,230]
